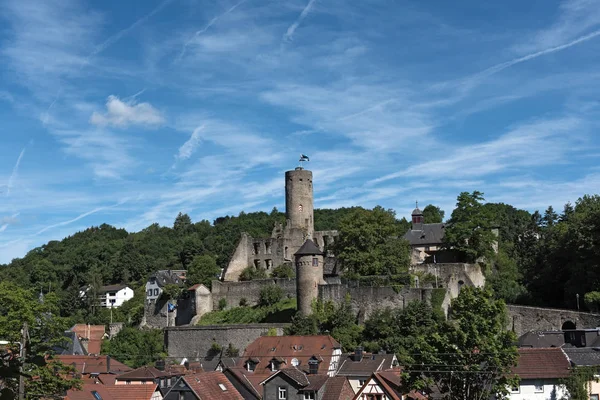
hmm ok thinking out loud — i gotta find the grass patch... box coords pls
[197,298,297,325]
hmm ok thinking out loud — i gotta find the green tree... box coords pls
[584,292,600,313]
[444,191,497,263]
[186,255,220,289]
[102,328,165,368]
[258,285,284,307]
[422,205,445,224]
[239,266,267,281]
[402,287,518,399]
[173,212,192,233]
[334,206,411,277]
[271,264,295,279]
[486,246,526,303]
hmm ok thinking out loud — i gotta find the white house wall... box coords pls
[507,380,568,400]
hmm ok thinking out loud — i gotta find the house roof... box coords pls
[54,331,87,355]
[337,353,396,377]
[564,347,600,367]
[55,355,132,375]
[323,256,338,276]
[403,223,445,246]
[304,374,329,391]
[412,207,422,216]
[512,348,571,379]
[261,366,310,386]
[224,367,266,399]
[322,376,354,400]
[150,270,187,288]
[239,335,340,375]
[295,239,324,256]
[518,331,565,348]
[69,324,106,355]
[66,383,159,400]
[183,371,244,399]
[98,284,129,293]
[115,365,178,381]
[355,370,404,400]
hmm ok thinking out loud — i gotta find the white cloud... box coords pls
[6,146,26,197]
[176,125,204,161]
[90,95,165,128]
[284,0,318,42]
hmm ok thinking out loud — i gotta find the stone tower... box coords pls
[285,168,314,238]
[295,239,325,316]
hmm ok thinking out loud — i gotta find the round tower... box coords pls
[285,168,314,238]
[295,239,325,316]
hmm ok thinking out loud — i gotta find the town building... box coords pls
[54,355,132,385]
[65,383,162,400]
[238,335,342,377]
[352,370,425,400]
[507,348,570,400]
[162,371,244,400]
[146,270,187,302]
[336,348,398,393]
[79,284,134,308]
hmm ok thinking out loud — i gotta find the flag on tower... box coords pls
[299,154,310,162]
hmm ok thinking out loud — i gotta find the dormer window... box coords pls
[308,357,319,375]
[245,359,258,372]
[270,361,280,371]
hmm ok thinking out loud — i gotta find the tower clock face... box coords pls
[298,204,303,211]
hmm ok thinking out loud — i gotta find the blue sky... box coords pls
[1,0,599,264]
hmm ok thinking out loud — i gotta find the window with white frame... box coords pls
[278,387,287,400]
[304,392,315,400]
[534,380,543,392]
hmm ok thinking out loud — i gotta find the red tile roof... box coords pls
[66,383,159,400]
[184,371,244,400]
[512,348,571,379]
[322,376,354,400]
[239,335,340,375]
[115,365,179,382]
[70,325,106,355]
[225,367,271,398]
[55,355,132,375]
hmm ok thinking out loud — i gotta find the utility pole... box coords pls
[18,322,28,400]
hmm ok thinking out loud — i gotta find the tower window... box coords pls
[312,258,318,267]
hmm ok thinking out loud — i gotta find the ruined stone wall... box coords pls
[165,324,288,359]
[210,278,297,310]
[223,232,251,281]
[410,263,485,298]
[318,283,444,322]
[506,305,600,337]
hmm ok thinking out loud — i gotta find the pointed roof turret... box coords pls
[412,200,422,216]
[294,239,324,256]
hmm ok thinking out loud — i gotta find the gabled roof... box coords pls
[322,376,354,400]
[354,370,404,400]
[65,383,159,400]
[115,365,178,381]
[512,348,571,379]
[239,335,340,375]
[518,331,565,348]
[98,284,130,293]
[54,331,87,355]
[183,371,244,399]
[69,324,106,355]
[55,355,131,375]
[295,239,324,256]
[403,223,445,246]
[150,270,187,288]
[261,366,310,387]
[224,367,269,399]
[563,347,600,367]
[337,353,397,377]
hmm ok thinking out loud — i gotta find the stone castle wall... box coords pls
[210,278,297,310]
[165,324,288,359]
[410,263,485,298]
[506,304,600,336]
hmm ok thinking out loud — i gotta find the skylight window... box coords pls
[218,383,227,391]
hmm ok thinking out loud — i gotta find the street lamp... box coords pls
[576,293,580,311]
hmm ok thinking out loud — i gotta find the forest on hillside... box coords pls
[1,193,599,326]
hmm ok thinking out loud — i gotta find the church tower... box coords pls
[285,168,314,238]
[295,239,325,316]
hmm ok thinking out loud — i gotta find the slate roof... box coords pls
[98,284,129,293]
[53,331,87,355]
[403,223,445,246]
[224,367,268,399]
[183,371,244,400]
[55,355,132,375]
[262,366,310,386]
[304,374,329,391]
[518,331,565,348]
[322,376,354,400]
[295,239,324,256]
[511,348,571,379]
[150,270,187,288]
[70,324,106,355]
[66,383,160,400]
[337,353,397,377]
[412,207,422,216]
[239,335,340,375]
[564,347,600,366]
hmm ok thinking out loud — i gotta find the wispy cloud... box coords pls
[0,213,20,233]
[283,0,318,42]
[36,199,128,235]
[90,95,165,128]
[6,145,27,197]
[176,125,204,161]
[177,0,247,61]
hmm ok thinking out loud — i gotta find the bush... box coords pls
[585,291,600,312]
[239,266,268,281]
[224,343,239,357]
[160,284,182,300]
[239,297,248,307]
[259,284,284,307]
[218,298,227,310]
[271,264,295,279]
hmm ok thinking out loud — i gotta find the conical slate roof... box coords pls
[295,239,324,256]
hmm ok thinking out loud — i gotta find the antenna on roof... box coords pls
[416,200,419,209]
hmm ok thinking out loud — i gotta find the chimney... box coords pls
[106,355,111,372]
[354,347,364,362]
[155,360,166,371]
